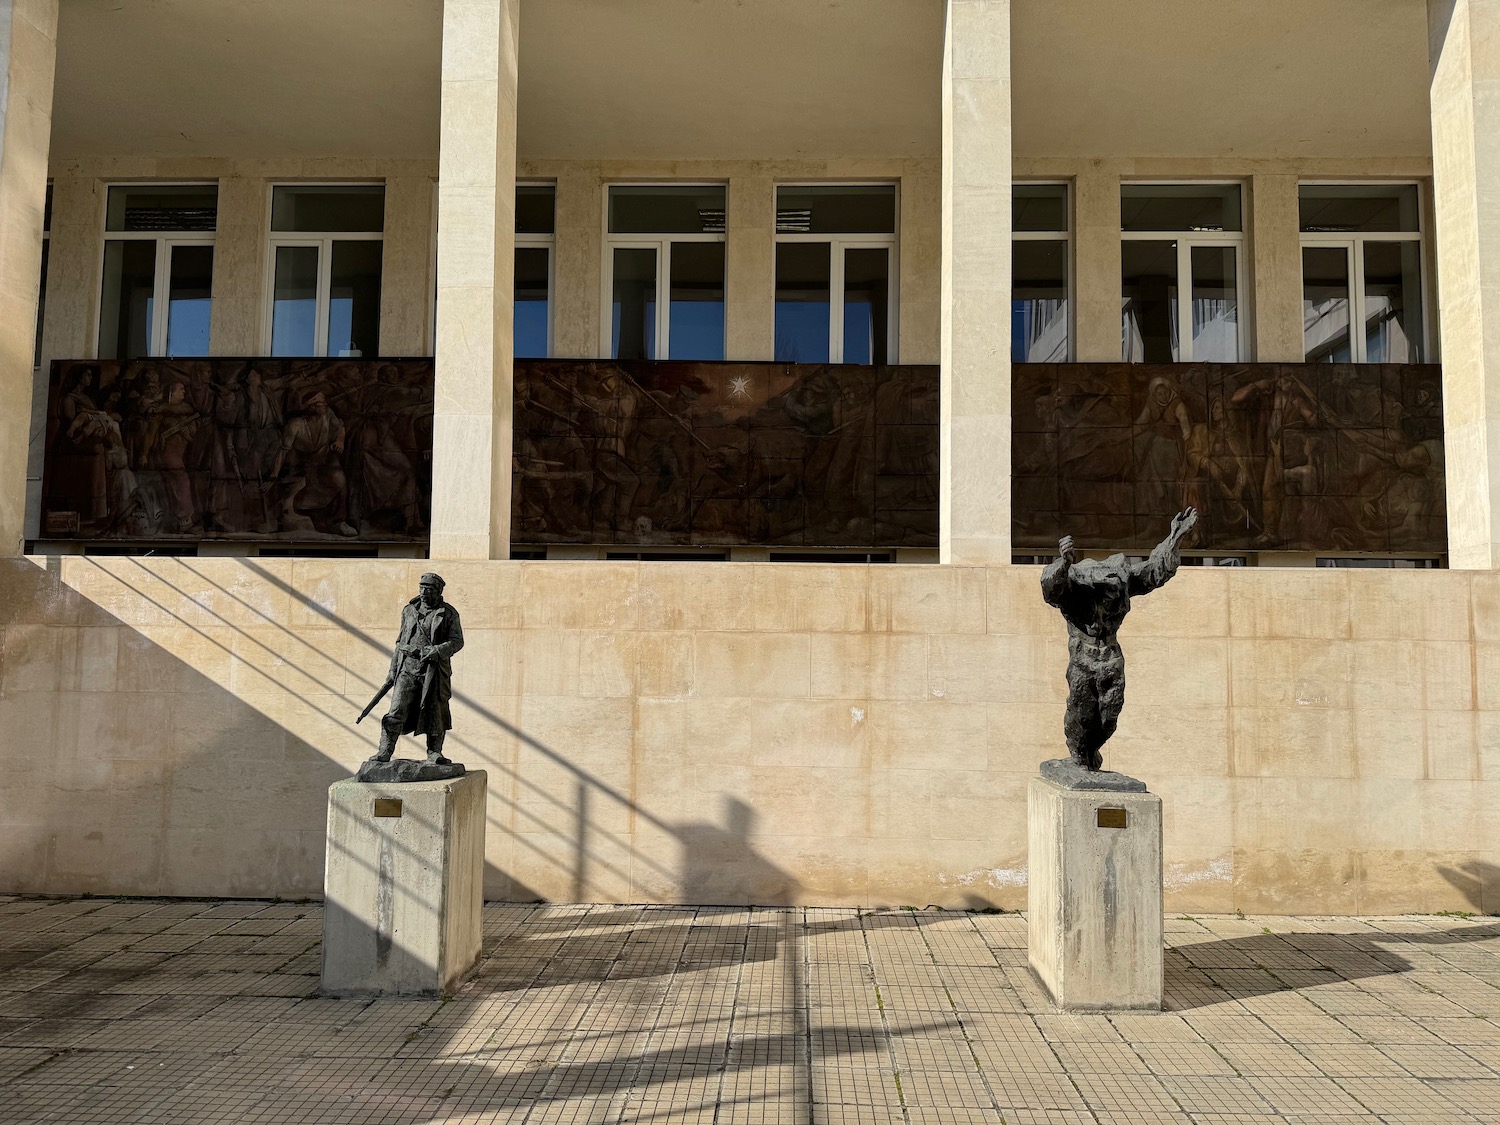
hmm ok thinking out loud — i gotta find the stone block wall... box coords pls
[0,556,1494,913]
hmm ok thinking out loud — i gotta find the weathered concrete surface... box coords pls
[321,771,485,995]
[1029,775,1163,1010]
[0,556,1497,915]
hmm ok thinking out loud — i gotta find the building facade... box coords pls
[0,0,1496,912]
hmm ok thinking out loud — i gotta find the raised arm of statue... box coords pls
[1129,508,1197,596]
[1040,534,1076,607]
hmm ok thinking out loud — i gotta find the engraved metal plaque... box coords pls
[374,799,403,818]
[1096,807,1127,829]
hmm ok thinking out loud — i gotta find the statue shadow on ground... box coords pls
[1163,920,1500,1011]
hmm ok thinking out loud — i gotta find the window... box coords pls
[268,184,384,357]
[774,184,897,364]
[603,184,725,360]
[1013,183,1069,361]
[98,184,217,360]
[35,182,51,368]
[1120,183,1244,362]
[1299,184,1425,363]
[515,184,554,358]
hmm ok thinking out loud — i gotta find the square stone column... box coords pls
[1430,0,1500,568]
[1250,174,1306,362]
[1028,776,1163,1010]
[0,0,57,556]
[1073,168,1122,362]
[322,772,487,995]
[940,0,1012,566]
[430,0,520,560]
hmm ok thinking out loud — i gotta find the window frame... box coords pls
[1297,179,1430,364]
[1012,179,1073,363]
[262,181,385,358]
[96,180,218,360]
[773,180,900,364]
[1119,179,1248,363]
[599,181,728,361]
[514,181,556,359]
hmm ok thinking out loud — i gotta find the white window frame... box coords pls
[97,180,217,359]
[773,181,900,364]
[600,182,727,360]
[1012,179,1072,363]
[263,182,385,357]
[1298,180,1429,364]
[1120,180,1247,363]
[516,181,556,358]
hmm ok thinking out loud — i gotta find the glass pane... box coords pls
[1121,240,1178,362]
[1012,239,1069,361]
[1300,184,1420,233]
[105,185,218,232]
[843,247,889,365]
[609,186,725,234]
[1364,241,1424,362]
[611,247,657,360]
[775,185,896,234]
[1013,184,1068,233]
[98,239,156,360]
[1190,245,1238,361]
[34,239,47,368]
[1302,246,1351,362]
[165,244,213,357]
[514,245,550,358]
[774,242,831,363]
[516,185,555,235]
[668,241,725,360]
[1121,184,1242,232]
[327,240,383,357]
[271,185,385,232]
[271,244,319,356]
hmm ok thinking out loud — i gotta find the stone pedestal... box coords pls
[1028,773,1162,1010]
[321,771,486,996]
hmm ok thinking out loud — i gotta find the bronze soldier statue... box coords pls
[356,572,465,781]
[1040,508,1197,774]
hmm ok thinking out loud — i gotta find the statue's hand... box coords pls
[1058,535,1076,566]
[1171,507,1199,539]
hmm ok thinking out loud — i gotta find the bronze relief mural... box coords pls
[38,357,1445,556]
[41,358,433,543]
[1014,363,1446,554]
[512,360,939,548]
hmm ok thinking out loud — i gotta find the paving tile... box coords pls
[4,902,1500,1124]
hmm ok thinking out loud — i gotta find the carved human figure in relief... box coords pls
[1040,509,1198,771]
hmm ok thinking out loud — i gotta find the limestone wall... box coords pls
[0,556,1493,913]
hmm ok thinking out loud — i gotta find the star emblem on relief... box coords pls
[728,375,751,400]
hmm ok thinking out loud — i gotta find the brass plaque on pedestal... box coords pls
[1096,807,1128,829]
[374,799,403,818]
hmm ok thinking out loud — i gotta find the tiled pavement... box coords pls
[0,899,1498,1123]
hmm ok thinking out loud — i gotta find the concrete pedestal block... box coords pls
[322,771,486,995]
[1027,775,1162,1010]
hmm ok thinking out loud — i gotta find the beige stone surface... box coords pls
[321,771,485,995]
[940,0,1012,565]
[1,557,1498,915]
[1029,777,1164,1010]
[430,0,519,560]
[1430,0,1500,569]
[0,0,56,554]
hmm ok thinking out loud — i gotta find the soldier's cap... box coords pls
[418,572,446,590]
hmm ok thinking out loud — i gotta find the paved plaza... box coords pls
[0,898,1498,1123]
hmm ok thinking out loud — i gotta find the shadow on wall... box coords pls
[1436,860,1500,915]
[0,555,799,907]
